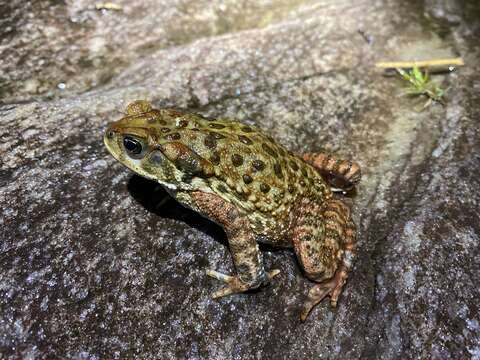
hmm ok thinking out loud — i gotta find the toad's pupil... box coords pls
[123,136,142,154]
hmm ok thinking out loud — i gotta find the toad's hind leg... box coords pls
[292,198,356,321]
[191,191,280,298]
[302,152,361,191]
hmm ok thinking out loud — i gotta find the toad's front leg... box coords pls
[191,191,280,298]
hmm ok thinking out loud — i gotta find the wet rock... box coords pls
[1,0,479,358]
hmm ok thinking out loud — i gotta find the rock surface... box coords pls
[1,0,479,358]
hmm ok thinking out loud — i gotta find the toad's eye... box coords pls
[123,136,143,155]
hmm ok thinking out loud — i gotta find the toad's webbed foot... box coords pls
[300,265,349,321]
[206,269,281,298]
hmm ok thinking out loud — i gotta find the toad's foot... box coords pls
[302,152,361,191]
[300,265,348,321]
[206,269,281,298]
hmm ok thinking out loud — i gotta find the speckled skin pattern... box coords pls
[104,100,361,320]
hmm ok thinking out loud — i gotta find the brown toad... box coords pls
[104,100,361,320]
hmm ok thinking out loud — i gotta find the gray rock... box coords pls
[1,0,479,359]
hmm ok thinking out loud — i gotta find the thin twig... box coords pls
[375,58,464,69]
[95,3,123,11]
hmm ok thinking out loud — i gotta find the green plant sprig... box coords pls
[396,65,447,108]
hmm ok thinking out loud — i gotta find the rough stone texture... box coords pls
[1,0,479,359]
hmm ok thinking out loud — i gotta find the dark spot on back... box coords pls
[210,151,221,165]
[278,148,286,156]
[211,132,225,140]
[260,183,271,193]
[243,174,253,184]
[231,154,244,167]
[217,184,228,193]
[273,163,283,179]
[252,160,265,172]
[209,123,225,129]
[262,143,277,158]
[165,132,181,140]
[299,179,306,187]
[204,134,217,149]
[177,119,189,127]
[289,160,299,171]
[241,125,253,133]
[301,166,308,177]
[288,184,295,193]
[238,135,253,145]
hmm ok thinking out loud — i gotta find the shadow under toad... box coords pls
[127,174,228,246]
[127,174,284,253]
